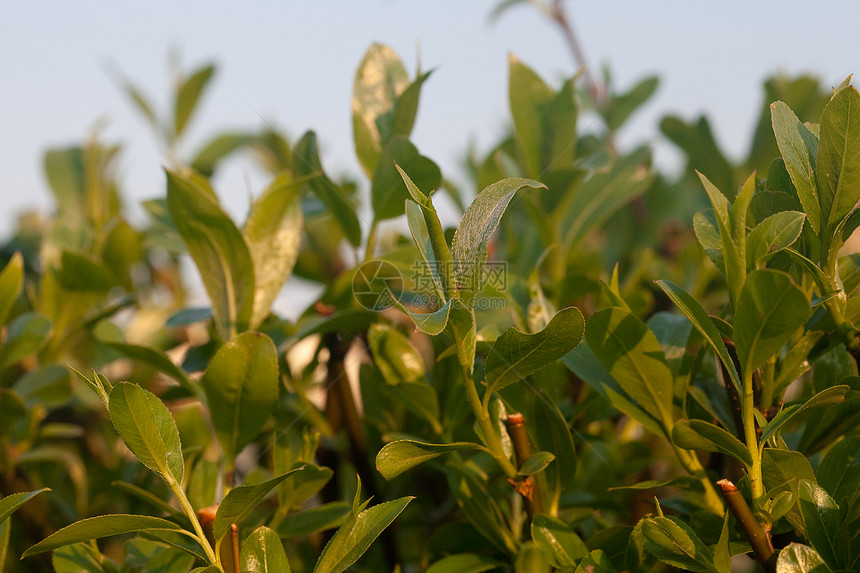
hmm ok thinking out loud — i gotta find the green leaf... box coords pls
[776,543,832,573]
[445,465,518,555]
[531,514,588,567]
[0,488,49,525]
[574,549,618,573]
[375,439,485,480]
[452,178,545,295]
[657,280,742,393]
[713,511,731,573]
[174,63,216,138]
[202,332,279,463]
[22,515,184,557]
[641,516,717,573]
[352,43,410,177]
[797,480,840,566]
[378,381,441,432]
[240,526,290,573]
[671,419,752,466]
[485,306,584,394]
[817,436,860,508]
[109,382,184,485]
[1,312,51,368]
[368,323,425,385]
[746,211,806,269]
[191,132,255,177]
[166,169,255,339]
[772,101,820,233]
[734,269,809,374]
[275,502,350,537]
[561,148,654,248]
[604,76,659,132]
[426,553,506,573]
[0,389,25,436]
[371,137,441,221]
[214,466,309,541]
[293,131,362,246]
[761,386,849,443]
[392,70,433,139]
[519,451,555,476]
[817,85,860,232]
[13,364,72,409]
[312,489,412,573]
[100,340,196,398]
[586,307,674,432]
[0,252,23,327]
[405,200,445,299]
[447,299,476,371]
[763,449,816,532]
[397,298,451,335]
[51,542,105,573]
[243,170,304,331]
[509,54,554,178]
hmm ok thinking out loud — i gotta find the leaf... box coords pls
[426,553,506,573]
[166,169,255,339]
[641,516,717,573]
[100,340,196,398]
[445,465,518,555]
[817,85,860,232]
[191,132,255,177]
[734,269,809,374]
[398,298,452,334]
[368,323,425,385]
[746,211,806,269]
[671,419,752,466]
[561,148,654,248]
[240,526,291,573]
[293,131,362,246]
[312,488,412,573]
[202,332,279,463]
[0,252,23,327]
[243,170,304,330]
[352,43,410,177]
[452,178,545,295]
[22,515,184,557]
[275,502,350,537]
[509,54,554,177]
[392,70,433,139]
[604,76,659,132]
[405,200,444,299]
[1,312,52,368]
[0,488,49,525]
[371,137,441,221]
[776,543,833,573]
[375,440,485,480]
[586,307,674,431]
[531,514,588,567]
[0,389,25,436]
[797,480,840,566]
[109,382,184,485]
[13,364,71,409]
[378,381,441,432]
[519,451,555,476]
[174,63,216,138]
[817,436,860,508]
[761,386,849,443]
[763,449,816,532]
[772,101,821,233]
[657,280,742,392]
[447,299,477,371]
[214,466,309,540]
[485,306,584,394]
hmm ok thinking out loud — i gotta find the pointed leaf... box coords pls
[100,340,196,398]
[671,419,752,466]
[0,488,49,525]
[734,269,809,374]
[166,169,255,339]
[452,178,545,294]
[772,101,821,233]
[797,480,840,566]
[109,383,184,485]
[375,440,485,480]
[586,307,674,431]
[761,386,849,443]
[22,515,184,557]
[641,516,717,573]
[746,211,806,269]
[367,323,425,385]
[509,54,554,177]
[174,63,216,138]
[531,514,588,567]
[426,553,505,573]
[1,312,51,368]
[817,435,860,508]
[0,252,23,327]
[371,137,441,221]
[240,526,290,573]
[485,306,584,394]
[243,171,304,330]
[776,543,832,573]
[202,332,279,462]
[817,86,860,232]
[275,502,350,537]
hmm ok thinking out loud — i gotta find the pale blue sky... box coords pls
[2,1,860,226]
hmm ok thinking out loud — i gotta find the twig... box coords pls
[506,413,543,517]
[548,0,604,105]
[717,479,776,573]
[231,524,240,573]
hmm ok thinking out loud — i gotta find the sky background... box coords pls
[2,0,860,228]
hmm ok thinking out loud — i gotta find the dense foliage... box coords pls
[1,12,859,573]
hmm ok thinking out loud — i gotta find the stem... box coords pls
[759,359,776,411]
[230,524,240,573]
[742,368,764,502]
[459,360,518,479]
[548,0,603,104]
[364,221,379,264]
[506,413,543,517]
[717,479,776,572]
[171,478,218,565]
[423,204,457,300]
